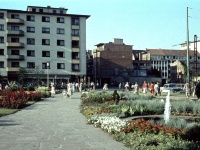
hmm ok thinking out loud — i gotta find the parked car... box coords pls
[160,83,182,93]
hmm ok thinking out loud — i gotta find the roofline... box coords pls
[0,8,90,19]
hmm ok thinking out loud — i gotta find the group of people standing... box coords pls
[141,81,161,96]
[183,80,200,100]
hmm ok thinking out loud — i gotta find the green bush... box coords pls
[27,86,35,91]
[181,124,200,142]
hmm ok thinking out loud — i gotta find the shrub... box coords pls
[27,91,41,101]
[180,123,200,142]
[0,90,29,109]
[27,86,35,91]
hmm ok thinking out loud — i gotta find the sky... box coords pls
[1,0,200,50]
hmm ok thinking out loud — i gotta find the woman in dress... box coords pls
[51,85,55,97]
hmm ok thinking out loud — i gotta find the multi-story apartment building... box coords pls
[0,6,90,85]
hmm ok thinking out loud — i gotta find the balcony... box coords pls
[6,42,24,48]
[72,36,79,41]
[6,30,24,36]
[71,25,79,29]
[6,67,19,72]
[6,55,24,60]
[72,59,80,64]
[6,18,24,24]
[72,48,80,52]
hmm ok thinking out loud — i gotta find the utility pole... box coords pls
[186,7,190,82]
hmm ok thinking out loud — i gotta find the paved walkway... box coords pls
[0,92,129,150]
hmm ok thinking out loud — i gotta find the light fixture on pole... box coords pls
[186,7,190,82]
[47,62,49,88]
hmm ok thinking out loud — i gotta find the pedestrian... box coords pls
[67,82,73,98]
[51,85,55,97]
[62,88,67,98]
[134,82,139,95]
[112,90,120,105]
[183,81,191,99]
[119,83,122,90]
[125,82,129,91]
[150,82,155,95]
[154,82,159,96]
[195,80,200,99]
[79,82,83,92]
[142,81,147,94]
[103,83,108,90]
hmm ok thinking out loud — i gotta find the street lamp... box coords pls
[47,62,49,88]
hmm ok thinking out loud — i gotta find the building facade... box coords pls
[0,6,90,85]
[145,49,200,83]
[92,38,133,86]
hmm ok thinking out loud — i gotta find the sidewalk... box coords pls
[0,92,129,150]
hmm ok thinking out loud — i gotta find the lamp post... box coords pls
[186,7,190,82]
[47,62,49,88]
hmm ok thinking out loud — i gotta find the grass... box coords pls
[0,108,18,117]
[0,101,37,117]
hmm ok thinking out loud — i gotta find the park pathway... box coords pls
[0,92,129,150]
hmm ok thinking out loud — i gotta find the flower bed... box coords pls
[81,90,200,149]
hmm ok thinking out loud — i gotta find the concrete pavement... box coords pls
[0,92,129,150]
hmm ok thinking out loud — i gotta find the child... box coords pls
[62,89,67,98]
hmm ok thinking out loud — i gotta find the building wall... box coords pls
[99,43,132,69]
[0,6,89,82]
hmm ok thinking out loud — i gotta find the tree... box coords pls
[28,66,45,86]
[18,67,28,86]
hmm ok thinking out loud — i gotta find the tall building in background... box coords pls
[0,6,90,85]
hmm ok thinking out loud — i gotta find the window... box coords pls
[60,10,64,14]
[0,61,4,68]
[42,63,50,69]
[27,50,35,57]
[72,18,79,25]
[32,8,36,12]
[57,17,64,23]
[42,16,50,22]
[53,10,56,13]
[11,62,19,67]
[72,40,79,48]
[0,49,4,55]
[42,39,50,45]
[11,26,19,31]
[57,28,64,34]
[42,27,50,33]
[27,15,35,21]
[39,9,43,13]
[11,50,19,55]
[0,13,4,19]
[72,29,79,36]
[27,27,35,33]
[11,38,19,42]
[72,64,79,71]
[27,38,35,45]
[42,51,50,57]
[0,37,4,43]
[72,52,79,59]
[57,63,65,69]
[11,14,19,19]
[0,24,4,31]
[27,62,35,68]
[57,51,64,58]
[57,40,64,46]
